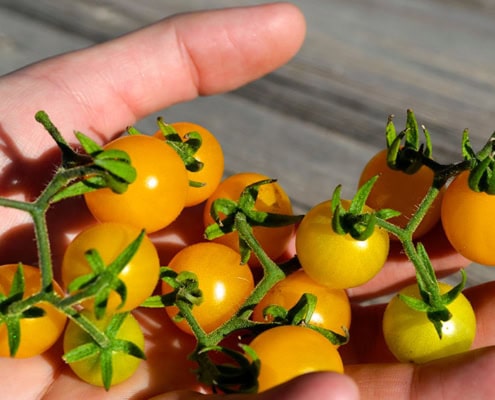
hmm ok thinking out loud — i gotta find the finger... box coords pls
[346,346,495,400]
[254,372,359,400]
[0,3,305,239]
[0,340,63,399]
[464,281,495,349]
[149,372,359,400]
[0,3,306,159]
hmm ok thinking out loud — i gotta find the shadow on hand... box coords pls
[0,123,97,277]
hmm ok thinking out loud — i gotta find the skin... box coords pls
[0,3,494,399]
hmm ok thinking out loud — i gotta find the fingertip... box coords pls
[262,2,307,54]
[169,2,307,96]
[261,372,360,400]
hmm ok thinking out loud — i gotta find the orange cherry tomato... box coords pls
[155,122,224,207]
[441,170,495,266]
[203,172,294,266]
[162,242,254,335]
[359,148,444,239]
[252,270,351,338]
[0,264,67,358]
[84,135,188,233]
[248,325,344,392]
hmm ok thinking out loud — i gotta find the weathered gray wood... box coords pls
[0,7,92,75]
[2,0,495,159]
[1,0,495,287]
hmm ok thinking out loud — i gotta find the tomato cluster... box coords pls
[0,112,488,394]
[356,140,482,363]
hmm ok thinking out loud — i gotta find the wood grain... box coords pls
[0,0,494,287]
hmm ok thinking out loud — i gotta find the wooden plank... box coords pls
[1,0,494,288]
[0,6,92,75]
[2,0,494,159]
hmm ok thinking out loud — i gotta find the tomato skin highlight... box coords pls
[252,270,351,338]
[359,149,444,239]
[382,282,476,364]
[162,242,254,334]
[155,122,224,207]
[248,325,344,392]
[441,171,495,266]
[203,172,294,266]
[62,222,160,313]
[84,135,188,233]
[63,311,145,387]
[295,199,389,289]
[0,264,67,358]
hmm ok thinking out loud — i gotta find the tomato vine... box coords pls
[0,109,493,392]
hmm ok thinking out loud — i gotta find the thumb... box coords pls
[149,372,360,400]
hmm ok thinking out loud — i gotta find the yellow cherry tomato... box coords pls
[295,199,389,289]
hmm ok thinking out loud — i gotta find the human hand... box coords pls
[0,3,494,400]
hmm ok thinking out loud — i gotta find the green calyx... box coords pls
[260,292,348,346]
[153,117,205,188]
[330,179,399,241]
[398,243,467,339]
[62,312,146,390]
[142,267,203,311]
[0,264,46,357]
[385,109,433,174]
[462,130,495,194]
[204,179,303,263]
[64,230,145,320]
[194,344,260,394]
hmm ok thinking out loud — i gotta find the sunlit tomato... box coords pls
[63,310,144,387]
[162,242,254,334]
[62,222,160,313]
[155,122,224,207]
[252,270,351,338]
[248,325,344,392]
[84,135,188,233]
[295,199,389,289]
[441,171,495,266]
[358,148,444,239]
[383,282,476,363]
[0,264,66,358]
[203,172,294,266]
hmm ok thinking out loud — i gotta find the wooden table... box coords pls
[1,0,495,288]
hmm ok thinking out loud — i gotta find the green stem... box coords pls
[31,208,54,289]
[35,111,90,168]
[376,184,444,306]
[234,212,285,281]
[175,299,207,340]
[197,212,286,347]
[63,307,111,348]
[403,185,441,238]
[8,292,46,314]
[229,212,286,318]
[0,198,36,212]
[36,165,97,205]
